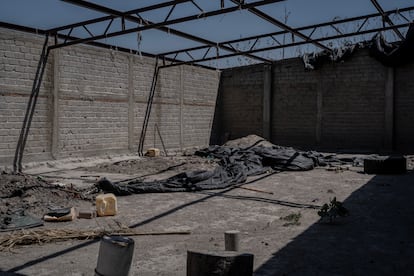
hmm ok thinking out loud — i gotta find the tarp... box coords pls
[369,23,414,67]
[0,209,43,232]
[97,144,358,195]
[302,22,414,69]
[302,44,358,70]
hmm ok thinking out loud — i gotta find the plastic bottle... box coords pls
[96,193,118,216]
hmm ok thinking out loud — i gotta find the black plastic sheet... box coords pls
[369,23,414,67]
[98,144,358,195]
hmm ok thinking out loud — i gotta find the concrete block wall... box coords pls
[217,65,265,141]
[57,47,130,156]
[0,28,220,166]
[182,66,219,148]
[395,62,414,152]
[273,61,319,147]
[217,49,414,153]
[272,51,387,150]
[0,28,53,164]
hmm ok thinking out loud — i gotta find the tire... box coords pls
[363,156,407,174]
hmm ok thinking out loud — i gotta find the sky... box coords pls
[1,0,413,68]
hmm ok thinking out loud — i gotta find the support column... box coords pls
[51,49,60,158]
[128,56,134,151]
[262,64,272,140]
[384,67,394,151]
[180,66,184,151]
[316,76,323,146]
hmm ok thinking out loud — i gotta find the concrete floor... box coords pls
[1,156,414,276]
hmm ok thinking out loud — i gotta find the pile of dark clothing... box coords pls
[98,142,357,195]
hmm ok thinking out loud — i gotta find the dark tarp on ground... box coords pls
[97,144,358,195]
[0,209,43,232]
[369,23,414,67]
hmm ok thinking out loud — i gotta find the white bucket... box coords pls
[95,235,135,276]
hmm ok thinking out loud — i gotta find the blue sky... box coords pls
[1,0,413,67]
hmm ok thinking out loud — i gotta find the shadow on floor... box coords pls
[7,172,283,273]
[0,270,27,276]
[254,171,414,276]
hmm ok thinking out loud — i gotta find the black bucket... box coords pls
[95,235,135,276]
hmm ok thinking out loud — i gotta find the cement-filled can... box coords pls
[95,235,135,276]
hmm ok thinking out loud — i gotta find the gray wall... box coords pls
[0,28,220,166]
[217,49,414,153]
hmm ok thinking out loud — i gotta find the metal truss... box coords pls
[48,0,286,64]
[229,0,332,53]
[158,6,414,68]
[2,1,413,69]
[369,0,404,40]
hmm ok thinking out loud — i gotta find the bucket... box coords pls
[95,235,135,276]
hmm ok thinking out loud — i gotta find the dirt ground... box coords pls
[1,140,414,275]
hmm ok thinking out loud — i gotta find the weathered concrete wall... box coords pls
[394,62,414,152]
[217,49,414,153]
[0,28,220,166]
[218,65,265,140]
[0,29,53,164]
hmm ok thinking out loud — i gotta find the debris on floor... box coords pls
[43,207,76,222]
[0,209,43,232]
[97,135,361,195]
[0,170,94,219]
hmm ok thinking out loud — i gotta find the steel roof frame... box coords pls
[49,0,285,64]
[2,0,413,69]
[158,6,414,67]
[229,0,332,53]
[369,0,405,40]
[160,22,412,68]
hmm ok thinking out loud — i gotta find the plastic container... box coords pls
[96,193,117,217]
[95,235,135,276]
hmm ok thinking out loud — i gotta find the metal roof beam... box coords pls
[52,0,192,33]
[369,0,405,40]
[229,0,332,53]
[52,0,284,63]
[161,22,411,69]
[0,21,213,69]
[158,6,414,59]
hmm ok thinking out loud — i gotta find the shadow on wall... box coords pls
[254,171,414,276]
[209,76,224,146]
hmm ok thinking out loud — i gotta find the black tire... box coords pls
[363,156,407,174]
